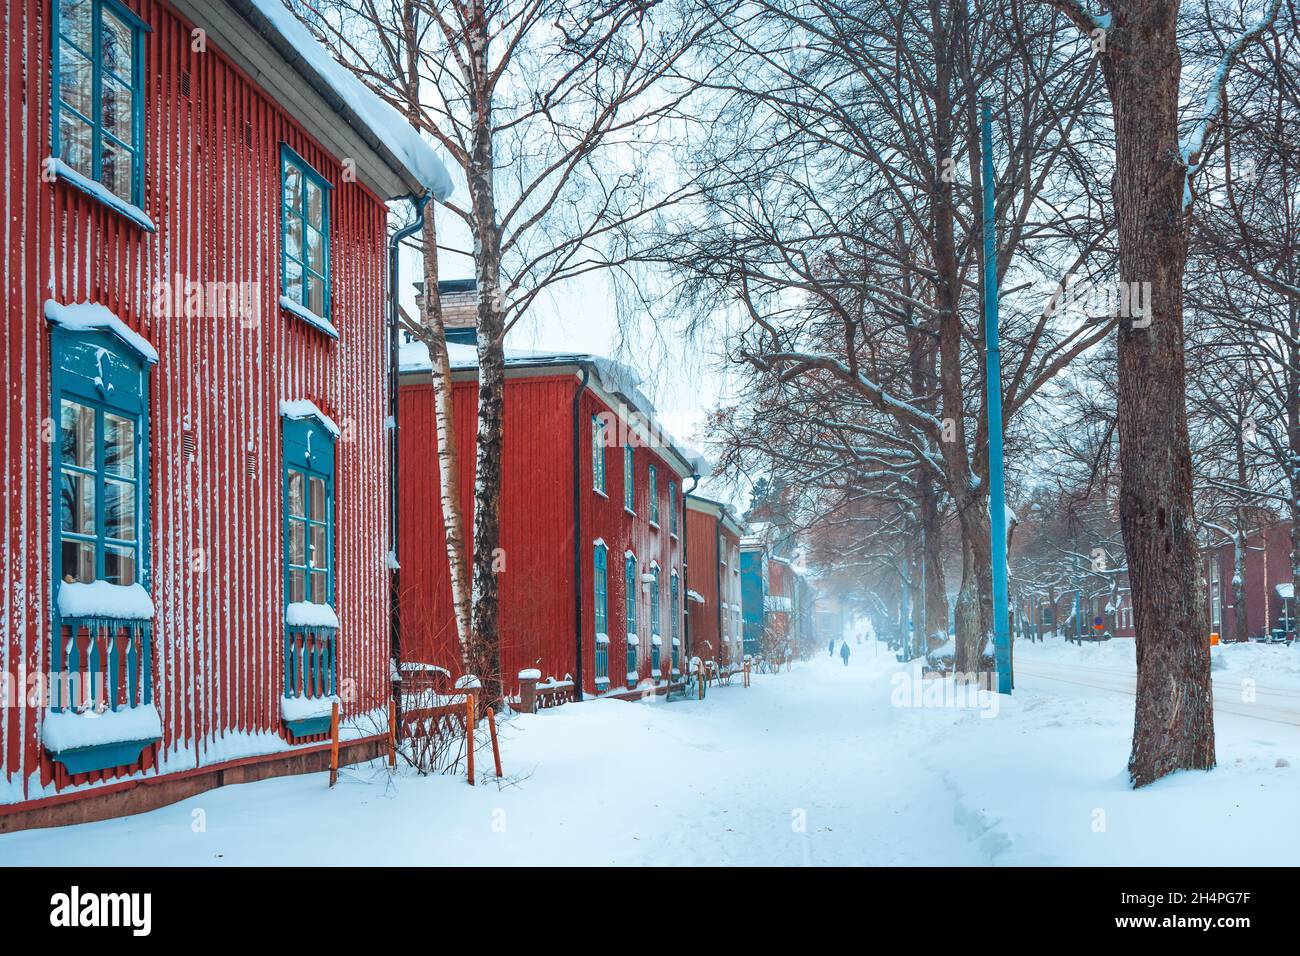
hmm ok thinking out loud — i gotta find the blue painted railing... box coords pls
[53,617,152,713]
[284,624,338,700]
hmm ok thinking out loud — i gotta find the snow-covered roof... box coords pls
[400,339,700,477]
[231,0,453,199]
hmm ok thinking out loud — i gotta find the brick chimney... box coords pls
[414,278,477,346]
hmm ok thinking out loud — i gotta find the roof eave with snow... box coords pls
[169,0,452,201]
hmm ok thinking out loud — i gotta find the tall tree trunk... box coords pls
[466,2,506,707]
[1107,0,1215,785]
[399,1,472,666]
[419,218,474,662]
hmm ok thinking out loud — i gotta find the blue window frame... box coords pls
[671,570,680,650]
[625,553,638,675]
[669,481,677,535]
[650,565,661,637]
[592,416,606,494]
[648,465,659,525]
[51,323,153,589]
[281,146,332,322]
[623,445,634,511]
[52,0,148,208]
[282,413,336,606]
[594,542,608,683]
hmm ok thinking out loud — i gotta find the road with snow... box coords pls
[2,638,1298,865]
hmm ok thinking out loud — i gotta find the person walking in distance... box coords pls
[840,641,851,667]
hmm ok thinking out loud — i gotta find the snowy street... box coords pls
[4,637,1296,867]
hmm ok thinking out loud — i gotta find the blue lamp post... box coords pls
[981,96,1013,695]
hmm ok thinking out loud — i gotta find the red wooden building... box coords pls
[685,493,744,672]
[397,327,699,700]
[1,0,450,830]
[1203,521,1296,641]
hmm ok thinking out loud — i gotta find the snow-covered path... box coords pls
[2,640,1297,866]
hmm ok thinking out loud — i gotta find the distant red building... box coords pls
[398,335,698,699]
[685,494,744,670]
[1202,521,1296,641]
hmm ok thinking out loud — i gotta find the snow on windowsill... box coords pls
[626,634,639,646]
[44,300,159,365]
[651,634,662,646]
[651,670,662,679]
[671,637,681,647]
[58,581,155,621]
[594,677,610,687]
[43,705,162,753]
[49,159,156,232]
[280,296,339,339]
[626,672,639,683]
[595,633,610,645]
[281,694,340,723]
[285,601,339,628]
[279,398,341,436]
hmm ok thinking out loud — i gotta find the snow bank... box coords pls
[44,299,158,364]
[280,694,340,723]
[285,601,339,628]
[42,706,162,752]
[279,398,341,437]
[248,0,453,198]
[57,581,154,621]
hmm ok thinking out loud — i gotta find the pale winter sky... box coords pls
[395,185,753,505]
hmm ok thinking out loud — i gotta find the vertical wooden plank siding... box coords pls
[684,505,719,659]
[2,0,392,806]
[398,370,690,696]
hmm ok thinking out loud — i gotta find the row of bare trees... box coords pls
[657,0,1294,786]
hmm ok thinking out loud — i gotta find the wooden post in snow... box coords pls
[487,706,503,778]
[466,694,476,786]
[387,699,397,768]
[328,700,340,788]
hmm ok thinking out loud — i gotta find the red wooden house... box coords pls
[685,493,744,672]
[1,0,451,830]
[397,313,699,700]
[1203,521,1296,641]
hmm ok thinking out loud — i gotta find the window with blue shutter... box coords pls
[47,309,159,772]
[594,542,608,683]
[625,553,638,677]
[52,0,149,213]
[281,407,338,735]
[671,570,680,671]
